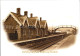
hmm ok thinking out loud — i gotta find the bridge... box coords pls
[53,25,77,35]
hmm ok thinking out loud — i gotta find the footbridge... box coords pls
[53,25,77,35]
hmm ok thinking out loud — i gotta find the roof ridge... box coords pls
[10,12,28,26]
[10,12,22,26]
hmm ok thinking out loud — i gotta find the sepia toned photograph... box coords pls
[3,8,78,52]
[1,0,80,56]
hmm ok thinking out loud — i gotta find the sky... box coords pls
[1,0,79,27]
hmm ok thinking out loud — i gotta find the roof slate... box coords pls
[6,12,47,28]
[11,12,27,25]
[40,20,47,28]
[28,18,37,27]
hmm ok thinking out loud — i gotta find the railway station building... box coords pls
[4,8,48,41]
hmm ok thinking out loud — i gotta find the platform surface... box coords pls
[13,33,65,44]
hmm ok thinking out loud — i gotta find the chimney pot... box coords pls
[24,11,28,16]
[40,17,42,21]
[17,8,20,15]
[30,13,33,18]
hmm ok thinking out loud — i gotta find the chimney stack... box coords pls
[24,11,28,16]
[30,13,33,18]
[17,8,20,15]
[40,17,42,21]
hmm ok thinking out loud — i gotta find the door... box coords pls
[8,31,18,40]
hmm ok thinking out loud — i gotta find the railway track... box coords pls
[15,34,70,51]
[42,35,72,51]
[32,35,69,51]
[29,38,57,49]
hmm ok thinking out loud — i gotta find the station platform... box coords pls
[13,33,66,44]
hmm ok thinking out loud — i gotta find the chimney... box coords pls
[17,8,20,15]
[24,11,28,16]
[30,13,33,18]
[40,17,42,21]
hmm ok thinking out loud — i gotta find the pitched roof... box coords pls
[40,20,47,28]
[5,12,47,29]
[27,17,38,27]
[10,12,27,26]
